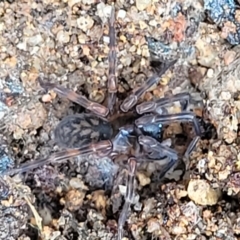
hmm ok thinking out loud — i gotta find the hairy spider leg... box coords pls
[158,135,200,180]
[138,135,178,160]
[136,112,201,180]
[136,92,191,115]
[38,78,109,117]
[135,111,201,136]
[107,6,117,111]
[114,133,179,239]
[120,60,177,112]
[117,158,137,240]
[116,135,179,239]
[38,7,117,117]
[184,136,200,158]
[5,141,112,176]
[6,126,136,176]
[111,127,134,154]
[138,135,180,180]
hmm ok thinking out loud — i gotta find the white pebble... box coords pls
[207,68,214,78]
[220,91,231,101]
[57,30,70,43]
[17,41,27,51]
[103,36,110,44]
[117,9,126,19]
[136,0,152,11]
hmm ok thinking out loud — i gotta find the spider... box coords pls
[8,6,202,239]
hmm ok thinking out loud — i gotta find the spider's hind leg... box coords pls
[37,77,109,117]
[117,158,137,240]
[5,140,113,176]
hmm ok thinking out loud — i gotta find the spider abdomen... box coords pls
[54,114,113,148]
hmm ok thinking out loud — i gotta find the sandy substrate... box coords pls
[0,0,240,239]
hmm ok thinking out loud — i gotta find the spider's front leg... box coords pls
[37,6,117,117]
[136,92,192,115]
[120,60,177,112]
[136,112,201,179]
[138,135,199,180]
[135,111,201,136]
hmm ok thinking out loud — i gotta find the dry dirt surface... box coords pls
[1,0,240,240]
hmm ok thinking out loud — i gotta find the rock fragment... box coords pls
[187,179,221,206]
[136,0,152,11]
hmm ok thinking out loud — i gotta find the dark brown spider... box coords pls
[7,6,201,239]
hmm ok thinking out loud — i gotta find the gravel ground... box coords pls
[1,0,240,240]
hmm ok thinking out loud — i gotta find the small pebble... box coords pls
[137,172,151,186]
[187,179,221,206]
[28,34,43,46]
[206,68,214,78]
[77,16,94,32]
[64,189,85,211]
[136,0,152,11]
[16,41,27,51]
[117,9,126,19]
[0,147,13,174]
[69,177,88,190]
[220,91,231,101]
[103,36,110,44]
[0,102,8,120]
[196,39,218,67]
[39,205,52,226]
[147,218,160,233]
[56,30,70,43]
[68,0,82,7]
[172,225,187,235]
[41,94,52,103]
[224,50,236,65]
[149,19,158,27]
[91,190,107,215]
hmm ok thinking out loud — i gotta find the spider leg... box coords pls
[120,60,177,112]
[117,136,179,239]
[112,128,133,154]
[138,135,178,160]
[118,158,137,240]
[157,136,200,180]
[38,78,109,117]
[135,111,201,136]
[138,135,179,179]
[136,92,191,115]
[5,141,112,176]
[139,135,200,181]
[184,135,200,159]
[107,5,117,111]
